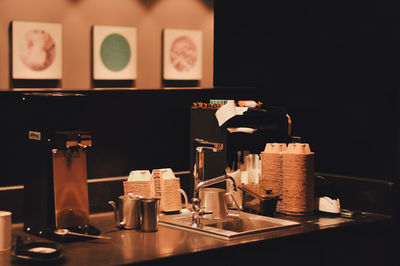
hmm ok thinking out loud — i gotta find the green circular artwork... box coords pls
[100,33,131,72]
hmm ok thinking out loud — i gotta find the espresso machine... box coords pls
[20,92,98,239]
[189,103,291,199]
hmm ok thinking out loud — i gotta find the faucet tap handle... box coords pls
[191,198,202,228]
[192,198,201,213]
[191,198,213,228]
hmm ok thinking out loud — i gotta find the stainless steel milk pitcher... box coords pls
[109,194,140,230]
[139,198,160,232]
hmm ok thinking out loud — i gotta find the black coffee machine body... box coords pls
[20,93,95,238]
[189,105,291,198]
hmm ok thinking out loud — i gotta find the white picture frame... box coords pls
[163,29,202,80]
[92,25,137,80]
[12,20,62,79]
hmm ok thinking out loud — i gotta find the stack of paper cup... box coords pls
[261,143,287,211]
[280,143,315,215]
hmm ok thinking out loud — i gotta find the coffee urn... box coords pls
[20,92,96,238]
[24,131,92,236]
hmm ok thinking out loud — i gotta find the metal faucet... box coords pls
[193,138,223,197]
[191,175,237,228]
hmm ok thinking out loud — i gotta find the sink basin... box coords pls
[159,211,300,240]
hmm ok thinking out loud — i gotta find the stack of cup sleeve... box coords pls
[261,143,315,215]
[160,178,182,212]
[124,170,154,198]
[123,168,182,212]
[123,180,154,199]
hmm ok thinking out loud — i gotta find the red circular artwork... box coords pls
[20,29,56,71]
[170,36,197,72]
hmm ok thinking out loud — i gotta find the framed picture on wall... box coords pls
[92,25,137,80]
[163,29,202,80]
[12,20,62,79]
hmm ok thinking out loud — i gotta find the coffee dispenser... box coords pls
[23,131,92,237]
[19,92,96,238]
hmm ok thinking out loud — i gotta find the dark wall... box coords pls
[213,2,257,87]
[2,0,399,187]
[265,88,398,181]
[260,0,400,181]
[214,0,400,181]
[0,89,264,187]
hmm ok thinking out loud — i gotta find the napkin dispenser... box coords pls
[23,131,92,237]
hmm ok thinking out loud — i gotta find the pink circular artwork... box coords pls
[20,29,56,71]
[170,36,197,72]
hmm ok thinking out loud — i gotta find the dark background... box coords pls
[0,89,264,187]
[0,0,399,189]
[215,0,400,181]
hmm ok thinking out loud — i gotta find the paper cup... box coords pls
[0,211,11,251]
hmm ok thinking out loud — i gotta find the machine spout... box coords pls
[194,138,223,153]
[193,138,223,198]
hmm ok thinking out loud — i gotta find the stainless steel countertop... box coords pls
[0,211,390,265]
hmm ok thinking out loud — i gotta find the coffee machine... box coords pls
[189,103,291,198]
[23,131,92,236]
[20,92,97,238]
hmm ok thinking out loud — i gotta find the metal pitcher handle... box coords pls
[225,192,241,216]
[108,200,125,228]
[177,189,191,211]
